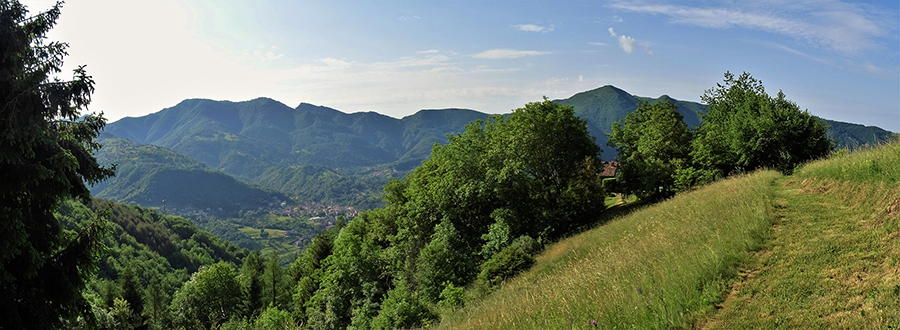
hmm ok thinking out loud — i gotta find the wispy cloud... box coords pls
[417,50,440,54]
[610,1,890,55]
[744,39,831,65]
[513,24,555,33]
[472,49,552,59]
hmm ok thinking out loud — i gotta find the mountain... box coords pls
[100,87,894,210]
[91,135,289,216]
[554,85,704,158]
[822,119,895,149]
[102,99,491,208]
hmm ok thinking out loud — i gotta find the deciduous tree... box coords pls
[692,72,833,178]
[607,100,691,197]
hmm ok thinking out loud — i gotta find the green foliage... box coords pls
[437,281,466,309]
[0,1,115,327]
[692,71,833,177]
[607,100,692,197]
[254,305,298,330]
[415,220,476,302]
[239,251,265,317]
[170,262,242,329]
[371,280,436,330]
[477,236,539,289]
[305,218,388,330]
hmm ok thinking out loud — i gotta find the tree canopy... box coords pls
[692,71,833,178]
[0,1,114,328]
[607,100,691,198]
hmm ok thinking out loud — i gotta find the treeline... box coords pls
[607,72,833,199]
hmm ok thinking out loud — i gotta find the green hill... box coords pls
[91,135,289,216]
[434,140,900,329]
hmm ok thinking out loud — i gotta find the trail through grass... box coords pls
[701,142,900,329]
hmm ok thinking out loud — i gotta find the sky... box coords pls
[22,0,900,132]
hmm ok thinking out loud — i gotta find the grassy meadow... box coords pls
[434,140,900,329]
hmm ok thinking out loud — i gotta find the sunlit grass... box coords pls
[703,139,900,329]
[796,137,900,184]
[434,170,780,329]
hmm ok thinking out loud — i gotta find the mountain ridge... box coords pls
[99,86,895,210]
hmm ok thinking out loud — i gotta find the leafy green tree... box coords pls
[170,262,242,329]
[607,100,692,197]
[0,1,115,328]
[691,72,833,179]
[306,218,387,330]
[142,277,170,330]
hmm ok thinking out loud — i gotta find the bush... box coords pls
[477,236,539,288]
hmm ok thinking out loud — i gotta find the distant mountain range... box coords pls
[96,85,895,211]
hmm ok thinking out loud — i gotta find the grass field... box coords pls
[238,226,299,260]
[434,140,900,329]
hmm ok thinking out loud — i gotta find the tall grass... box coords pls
[434,170,781,329]
[796,138,900,183]
[702,139,900,328]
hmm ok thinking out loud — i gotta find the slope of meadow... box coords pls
[435,140,900,329]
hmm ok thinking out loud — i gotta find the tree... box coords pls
[607,100,692,198]
[691,72,833,179]
[0,1,114,328]
[262,252,288,309]
[170,262,242,329]
[239,251,265,318]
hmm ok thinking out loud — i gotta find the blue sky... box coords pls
[24,0,900,131]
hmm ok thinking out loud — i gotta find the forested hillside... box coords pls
[91,136,289,215]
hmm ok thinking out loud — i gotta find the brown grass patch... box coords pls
[887,198,900,216]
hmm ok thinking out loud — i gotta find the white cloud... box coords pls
[588,42,608,46]
[618,35,636,53]
[513,24,555,33]
[417,50,440,54]
[472,49,552,59]
[579,75,584,82]
[609,1,889,55]
[609,27,637,53]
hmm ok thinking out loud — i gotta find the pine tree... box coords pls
[0,1,114,328]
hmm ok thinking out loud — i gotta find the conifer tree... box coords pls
[0,1,114,328]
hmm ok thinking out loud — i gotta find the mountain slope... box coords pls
[91,135,289,215]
